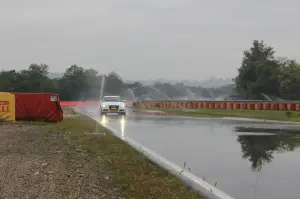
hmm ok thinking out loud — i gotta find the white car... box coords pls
[100,96,126,116]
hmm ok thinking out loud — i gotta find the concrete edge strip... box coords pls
[72,108,235,199]
[221,117,300,124]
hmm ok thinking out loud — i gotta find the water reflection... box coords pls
[120,116,125,139]
[100,115,107,125]
[99,114,126,139]
[235,127,300,171]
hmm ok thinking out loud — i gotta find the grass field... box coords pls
[142,108,300,122]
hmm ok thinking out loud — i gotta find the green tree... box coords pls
[103,72,124,96]
[59,65,87,100]
[234,40,281,99]
[84,69,101,99]
[16,63,50,92]
[28,63,49,75]
[125,81,147,97]
[0,70,19,92]
[279,60,300,100]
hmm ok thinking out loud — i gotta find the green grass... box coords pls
[145,108,300,122]
[57,111,204,199]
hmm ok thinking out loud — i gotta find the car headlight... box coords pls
[102,105,107,108]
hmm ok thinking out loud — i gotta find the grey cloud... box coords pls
[1,0,300,80]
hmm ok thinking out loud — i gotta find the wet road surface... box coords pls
[79,106,300,199]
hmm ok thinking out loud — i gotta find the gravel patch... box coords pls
[0,120,122,199]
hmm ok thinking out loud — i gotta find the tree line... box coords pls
[0,64,129,101]
[0,64,232,101]
[234,40,300,100]
[0,39,299,101]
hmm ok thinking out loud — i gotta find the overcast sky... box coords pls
[1,0,300,80]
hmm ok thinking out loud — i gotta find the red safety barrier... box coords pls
[60,100,134,107]
[291,104,296,111]
[133,101,300,112]
[14,93,63,122]
[60,101,100,107]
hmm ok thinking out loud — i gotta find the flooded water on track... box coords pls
[81,107,300,199]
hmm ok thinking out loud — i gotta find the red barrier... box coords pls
[134,101,300,112]
[60,100,134,107]
[60,101,100,107]
[14,93,63,122]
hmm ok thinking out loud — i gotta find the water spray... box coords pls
[100,76,106,100]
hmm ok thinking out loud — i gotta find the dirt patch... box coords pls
[0,117,122,199]
[62,107,81,119]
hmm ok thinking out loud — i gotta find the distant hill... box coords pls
[126,77,234,88]
[48,72,63,79]
[49,73,234,90]
[196,77,234,88]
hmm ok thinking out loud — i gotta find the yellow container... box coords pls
[0,92,15,121]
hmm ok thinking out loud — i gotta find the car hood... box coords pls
[101,101,125,106]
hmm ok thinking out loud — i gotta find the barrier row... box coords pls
[133,101,300,111]
[1,94,137,121]
[60,101,100,107]
[61,100,300,111]
[60,100,135,107]
[0,92,62,122]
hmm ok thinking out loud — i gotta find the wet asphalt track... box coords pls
[78,106,300,199]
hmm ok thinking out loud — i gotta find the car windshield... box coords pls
[102,96,121,102]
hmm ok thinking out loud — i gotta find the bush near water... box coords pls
[0,40,300,101]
